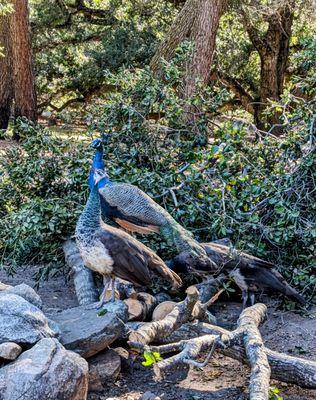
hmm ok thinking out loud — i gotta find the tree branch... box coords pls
[216,71,255,114]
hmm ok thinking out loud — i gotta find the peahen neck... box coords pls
[88,147,110,190]
[77,184,102,233]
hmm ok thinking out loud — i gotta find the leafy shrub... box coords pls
[0,119,90,276]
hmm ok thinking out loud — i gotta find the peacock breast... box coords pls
[77,238,114,276]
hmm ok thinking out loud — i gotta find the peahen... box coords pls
[170,241,306,308]
[88,138,217,272]
[76,168,182,306]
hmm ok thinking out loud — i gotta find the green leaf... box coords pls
[97,309,108,317]
[141,351,163,367]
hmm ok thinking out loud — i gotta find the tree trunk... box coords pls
[184,0,227,99]
[10,0,37,139]
[150,0,198,75]
[243,2,294,135]
[0,14,13,131]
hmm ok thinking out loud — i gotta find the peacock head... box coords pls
[91,138,103,150]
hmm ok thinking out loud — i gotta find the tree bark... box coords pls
[9,0,37,138]
[150,0,198,75]
[184,0,227,99]
[0,14,13,131]
[241,1,294,134]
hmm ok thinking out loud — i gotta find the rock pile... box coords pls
[0,282,129,400]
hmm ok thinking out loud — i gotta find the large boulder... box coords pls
[0,338,88,400]
[50,301,128,358]
[0,293,56,345]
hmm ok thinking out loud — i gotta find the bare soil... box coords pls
[1,267,315,400]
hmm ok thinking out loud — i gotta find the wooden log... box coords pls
[130,304,316,391]
[152,301,177,321]
[63,239,99,305]
[237,304,270,400]
[124,292,157,321]
[192,322,316,389]
[124,298,145,321]
[192,274,226,303]
[128,286,199,345]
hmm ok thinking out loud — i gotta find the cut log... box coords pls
[63,239,99,305]
[124,293,157,321]
[152,301,177,321]
[124,298,146,321]
[129,286,199,345]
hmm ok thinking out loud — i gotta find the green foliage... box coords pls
[0,118,89,275]
[142,351,163,367]
[269,387,283,400]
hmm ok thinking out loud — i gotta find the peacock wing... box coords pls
[97,228,152,287]
[99,183,166,233]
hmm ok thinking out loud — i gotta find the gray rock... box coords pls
[0,338,88,400]
[0,293,56,345]
[0,343,22,361]
[88,349,121,392]
[4,283,42,309]
[50,300,128,358]
[139,392,161,400]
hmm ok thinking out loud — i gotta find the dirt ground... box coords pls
[1,267,315,400]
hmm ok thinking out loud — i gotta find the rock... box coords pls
[139,392,161,400]
[113,347,132,371]
[0,342,22,361]
[50,300,128,358]
[0,293,57,345]
[4,283,42,309]
[0,338,88,400]
[88,349,121,392]
[0,282,11,291]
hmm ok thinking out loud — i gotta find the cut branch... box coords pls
[128,286,199,345]
[63,239,99,305]
[130,304,316,393]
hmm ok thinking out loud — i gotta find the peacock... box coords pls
[170,241,306,308]
[76,168,182,306]
[88,138,217,272]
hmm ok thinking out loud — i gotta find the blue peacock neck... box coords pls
[88,147,110,190]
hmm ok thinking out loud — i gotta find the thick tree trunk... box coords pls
[10,0,37,139]
[150,0,198,75]
[0,14,13,131]
[184,0,227,99]
[242,2,294,135]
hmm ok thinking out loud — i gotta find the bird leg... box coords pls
[241,290,249,310]
[85,276,111,309]
[250,292,256,306]
[110,276,116,302]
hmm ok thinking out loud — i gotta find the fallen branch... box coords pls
[192,322,316,389]
[63,239,99,305]
[238,304,270,400]
[130,304,316,395]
